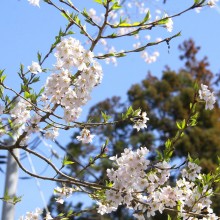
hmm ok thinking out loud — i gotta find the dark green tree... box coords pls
[46,39,220,219]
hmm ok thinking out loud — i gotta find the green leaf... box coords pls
[67,30,75,35]
[134,46,145,52]
[194,81,199,90]
[165,139,171,150]
[94,0,103,4]
[156,149,163,160]
[105,180,113,187]
[73,15,81,25]
[61,12,70,20]
[133,108,141,116]
[24,91,30,99]
[102,138,109,149]
[108,33,117,38]
[38,87,45,96]
[58,213,65,217]
[67,210,74,217]
[0,85,4,98]
[89,157,93,163]
[121,113,126,120]
[112,2,121,10]
[143,10,150,23]
[12,195,22,204]
[82,8,89,17]
[5,95,10,104]
[187,153,193,162]
[0,75,6,84]
[118,22,131,27]
[116,52,126,57]
[167,150,173,158]
[182,119,186,128]
[30,93,37,104]
[20,64,24,74]
[176,121,181,129]
[3,191,10,201]
[194,0,200,4]
[128,30,139,36]
[64,160,75,165]
[2,191,22,205]
[126,106,134,117]
[32,76,40,83]
[63,156,75,166]
[37,52,42,63]
[101,153,108,158]
[132,22,140,26]
[119,17,127,24]
[176,119,186,130]
[101,111,111,122]
[0,69,5,77]
[157,17,169,25]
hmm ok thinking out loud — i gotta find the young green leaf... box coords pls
[142,10,150,23]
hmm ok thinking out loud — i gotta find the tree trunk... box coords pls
[2,148,19,220]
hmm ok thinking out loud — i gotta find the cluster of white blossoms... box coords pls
[19,208,53,220]
[181,161,201,181]
[97,148,217,219]
[199,84,216,110]
[44,127,59,140]
[76,128,95,144]
[97,147,151,215]
[10,99,31,126]
[19,208,42,220]
[133,111,149,131]
[141,50,160,64]
[2,37,102,145]
[9,100,59,144]
[19,186,74,219]
[54,186,75,204]
[43,37,103,124]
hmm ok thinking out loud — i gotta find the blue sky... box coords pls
[0,0,220,219]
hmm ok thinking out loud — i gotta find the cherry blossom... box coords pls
[199,84,216,110]
[76,128,95,144]
[28,61,42,74]
[133,111,149,131]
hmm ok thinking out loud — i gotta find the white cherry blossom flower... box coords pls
[45,212,53,220]
[28,61,42,74]
[133,111,149,131]
[76,128,95,143]
[199,84,216,110]
[19,208,42,220]
[28,0,40,7]
[208,0,219,7]
[164,14,173,32]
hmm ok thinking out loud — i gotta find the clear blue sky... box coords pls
[0,0,220,219]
